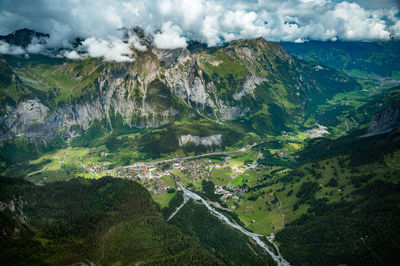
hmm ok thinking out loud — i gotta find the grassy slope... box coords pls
[276,180,400,265]
[248,128,400,265]
[3,55,102,108]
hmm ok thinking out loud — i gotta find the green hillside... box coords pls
[0,176,222,265]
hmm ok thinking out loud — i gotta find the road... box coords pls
[123,151,238,169]
[26,140,261,180]
[123,143,260,169]
[26,138,71,178]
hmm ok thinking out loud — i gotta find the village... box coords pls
[89,154,261,204]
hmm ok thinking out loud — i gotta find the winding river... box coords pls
[176,182,290,266]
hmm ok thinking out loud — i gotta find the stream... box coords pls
[176,182,290,266]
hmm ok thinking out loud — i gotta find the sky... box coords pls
[0,0,399,61]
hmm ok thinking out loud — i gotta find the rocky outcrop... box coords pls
[179,134,222,147]
[368,102,400,135]
[0,196,27,226]
[233,74,266,101]
[1,99,53,140]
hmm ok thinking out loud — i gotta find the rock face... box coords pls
[179,134,222,147]
[369,102,400,135]
[2,99,52,139]
[0,32,360,142]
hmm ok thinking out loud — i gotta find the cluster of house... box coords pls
[148,181,169,195]
[83,162,108,173]
[97,156,256,199]
[113,167,173,195]
[224,185,246,199]
[281,131,298,141]
[172,160,214,181]
[173,159,249,184]
[112,166,162,180]
[215,185,241,201]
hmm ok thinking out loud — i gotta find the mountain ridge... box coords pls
[0,29,360,144]
[0,28,49,48]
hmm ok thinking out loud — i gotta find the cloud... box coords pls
[130,35,148,52]
[64,50,81,60]
[82,37,133,62]
[153,22,187,49]
[0,41,25,55]
[0,0,399,61]
[26,38,46,54]
[332,2,392,40]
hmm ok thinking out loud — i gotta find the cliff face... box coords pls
[0,35,360,141]
[369,102,400,135]
[179,134,222,147]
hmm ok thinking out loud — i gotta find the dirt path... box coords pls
[276,195,285,228]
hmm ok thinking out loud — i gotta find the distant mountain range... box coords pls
[282,41,400,78]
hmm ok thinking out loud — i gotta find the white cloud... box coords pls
[0,41,25,55]
[201,15,221,46]
[0,0,398,61]
[392,20,400,39]
[82,37,133,62]
[129,35,148,52]
[153,22,187,49]
[294,38,306,43]
[26,38,47,54]
[64,50,82,60]
[332,2,391,40]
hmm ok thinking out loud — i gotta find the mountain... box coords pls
[0,28,49,48]
[0,30,362,176]
[0,31,359,155]
[281,41,400,78]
